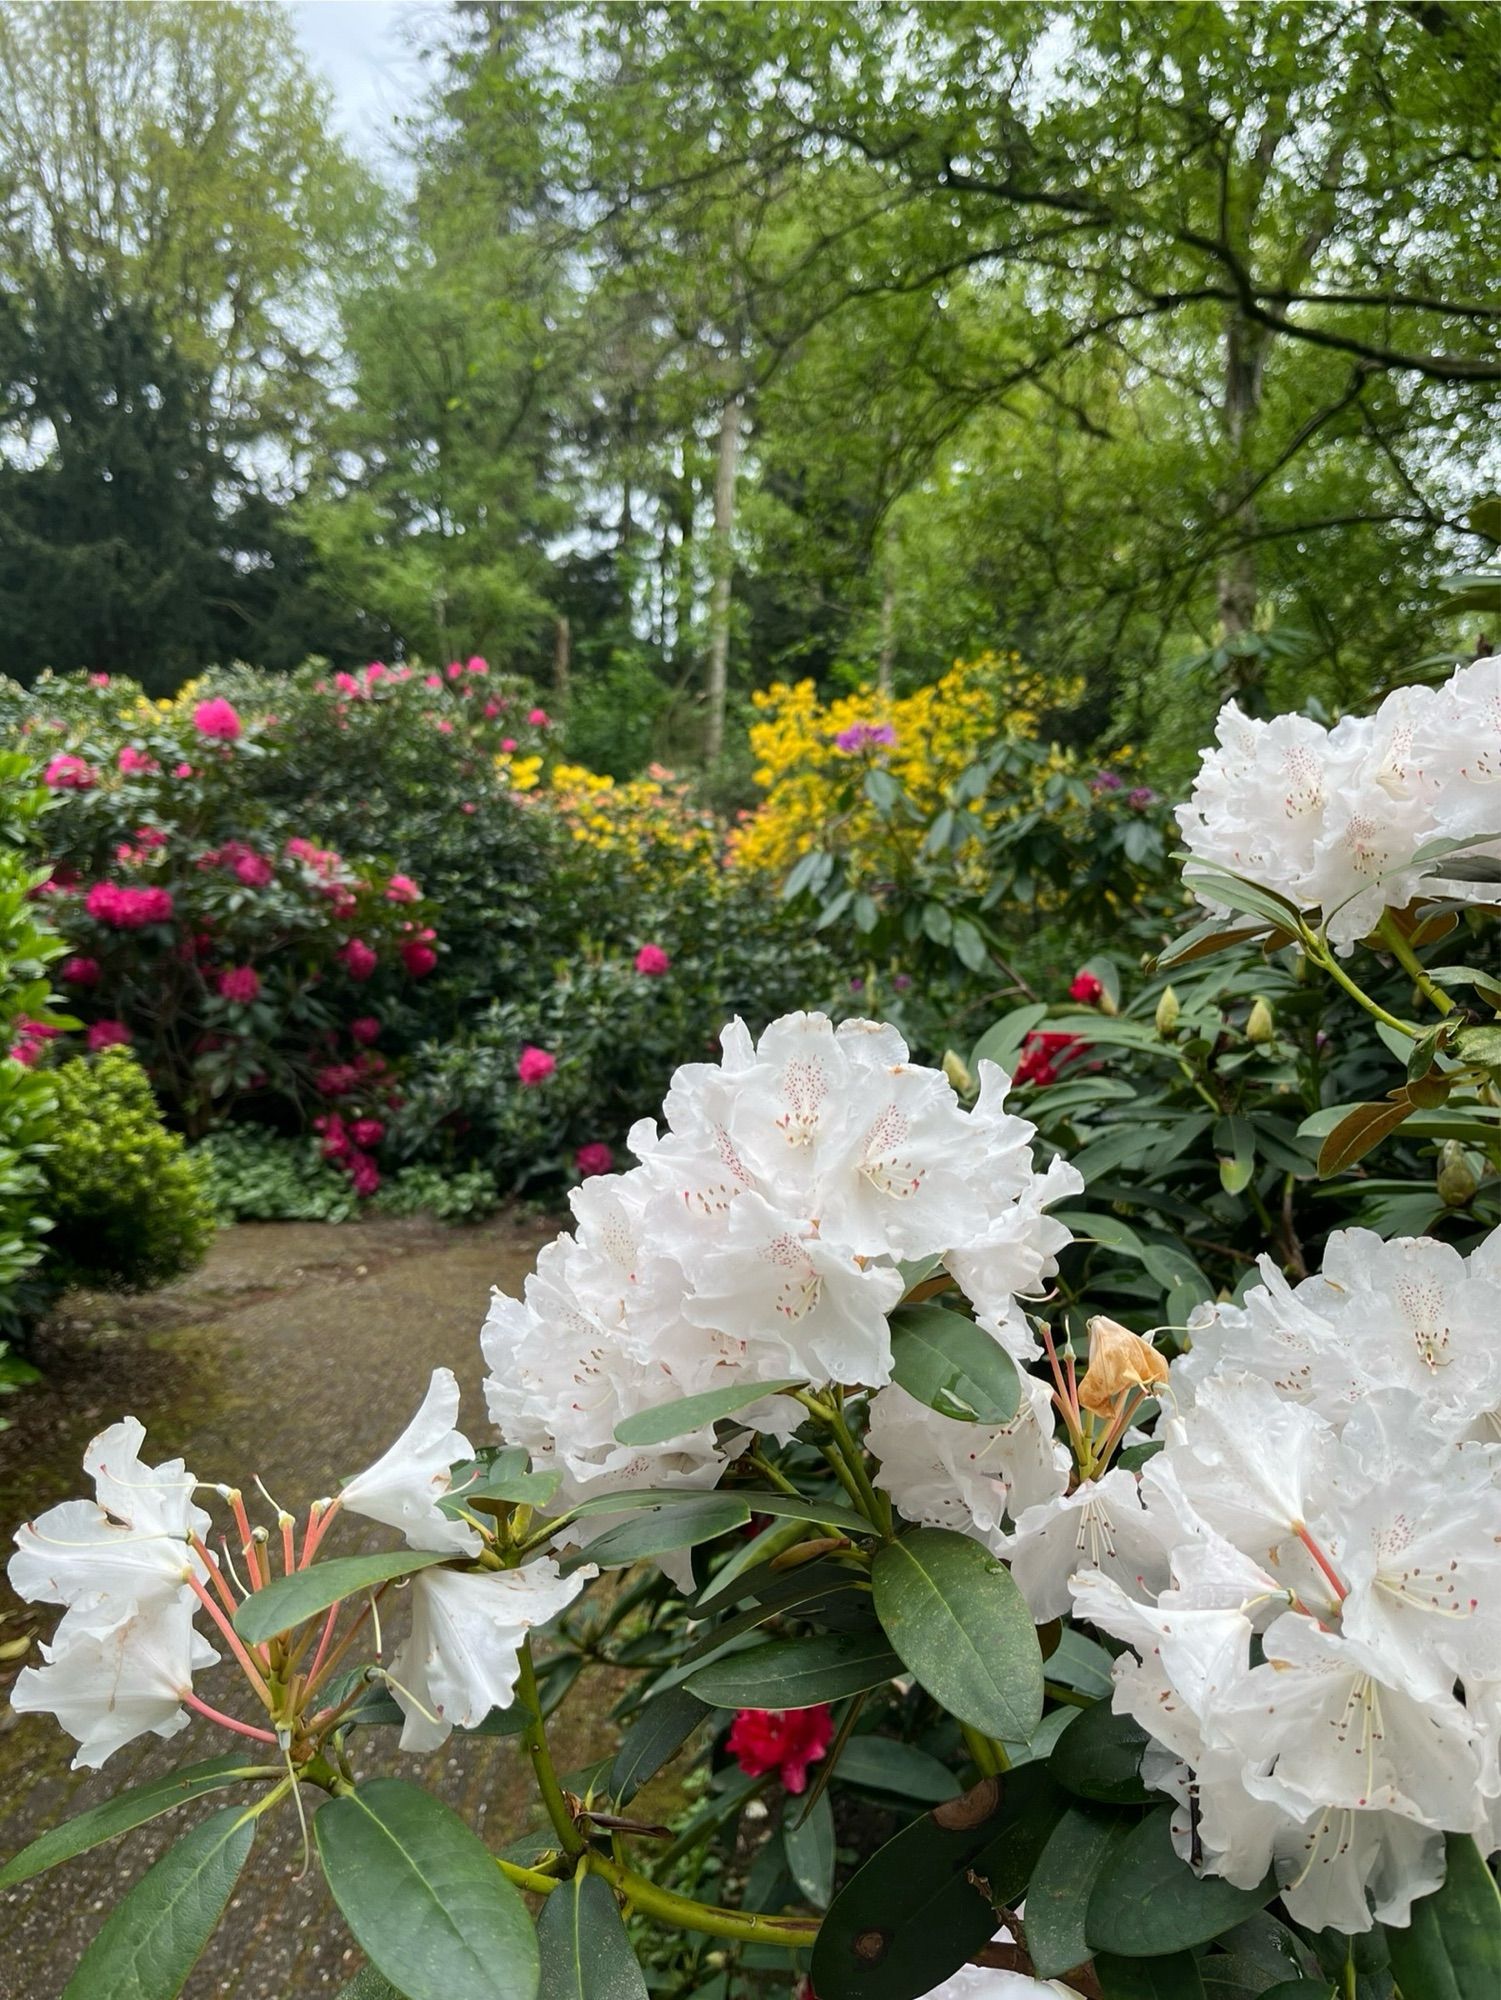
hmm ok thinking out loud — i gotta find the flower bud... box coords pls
[1077,1315,1170,1417]
[941,1049,975,1096]
[1154,986,1181,1038]
[1437,1140,1478,1208]
[1245,997,1275,1044]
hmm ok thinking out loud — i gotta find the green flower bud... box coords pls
[941,1048,975,1097]
[1437,1140,1478,1208]
[1246,996,1275,1044]
[1154,986,1181,1038]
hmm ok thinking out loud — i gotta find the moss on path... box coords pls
[0,1213,622,1999]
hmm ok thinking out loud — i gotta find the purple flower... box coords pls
[1090,769,1124,793]
[833,721,897,755]
[1128,786,1157,810]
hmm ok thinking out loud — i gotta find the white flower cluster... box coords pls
[1176,654,1501,949]
[482,1013,1080,1532]
[1063,1225,1501,1934]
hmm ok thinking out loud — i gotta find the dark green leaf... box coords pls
[1027,1805,1134,1980]
[441,1448,562,1514]
[235,1548,453,1645]
[1086,1807,1274,1958]
[1255,1986,1336,1999]
[613,1380,803,1447]
[536,1871,648,2000]
[686,1630,902,1710]
[563,1497,750,1572]
[871,1528,1043,1740]
[811,1766,1066,2000]
[315,1778,539,2000]
[0,1755,271,1890]
[1384,1833,1501,2000]
[836,1737,961,1804]
[337,1973,405,2000]
[61,1804,255,2000]
[609,1687,708,1805]
[784,1789,835,1909]
[1094,1953,1208,1998]
[970,1003,1049,1073]
[887,1304,1021,1424]
[1050,1702,1154,1804]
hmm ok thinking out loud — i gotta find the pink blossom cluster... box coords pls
[199,841,274,888]
[314,1111,384,1198]
[193,698,241,741]
[117,746,159,776]
[84,882,175,929]
[43,754,96,790]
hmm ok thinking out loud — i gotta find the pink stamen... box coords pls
[191,1535,239,1616]
[300,1496,341,1568]
[182,1690,278,1743]
[1295,1523,1349,1602]
[188,1572,274,1699]
[280,1517,296,1575]
[305,1602,341,1688]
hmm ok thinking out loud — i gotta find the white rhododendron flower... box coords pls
[387,1559,593,1752]
[340,1366,481,1555]
[1177,656,1501,948]
[867,1378,1069,1550]
[483,1013,1076,1537]
[11,1595,218,1769]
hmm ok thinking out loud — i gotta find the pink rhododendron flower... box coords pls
[338,938,378,981]
[12,1019,59,1064]
[400,937,438,978]
[43,754,96,790]
[334,671,362,696]
[134,827,168,851]
[634,944,671,976]
[174,762,194,779]
[726,1706,833,1794]
[436,718,454,735]
[349,1155,381,1198]
[527,707,550,728]
[1069,970,1104,1005]
[232,850,273,888]
[88,673,110,687]
[575,1142,614,1178]
[461,801,477,814]
[385,875,420,904]
[350,1016,381,1046]
[61,956,100,987]
[466,656,488,675]
[484,701,501,719]
[1128,785,1156,810]
[193,697,241,741]
[87,1020,133,1052]
[117,746,158,775]
[424,673,442,689]
[351,1118,385,1148]
[516,1045,556,1086]
[85,883,174,928]
[500,737,517,752]
[216,967,261,1005]
[833,720,897,755]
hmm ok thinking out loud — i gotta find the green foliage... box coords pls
[42,1049,215,1293]
[194,1128,498,1226]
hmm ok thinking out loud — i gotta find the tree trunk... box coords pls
[704,391,743,764]
[553,613,571,710]
[876,518,897,697]
[1217,310,1269,701]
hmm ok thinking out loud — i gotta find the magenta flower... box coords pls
[832,721,897,755]
[85,883,174,928]
[385,874,421,904]
[87,1020,133,1052]
[117,746,159,775]
[174,761,195,779]
[634,944,671,977]
[43,754,96,790]
[349,1016,381,1046]
[516,1045,556,1086]
[500,737,518,752]
[349,1154,381,1198]
[216,966,261,1005]
[61,955,101,987]
[527,707,551,728]
[351,1118,386,1149]
[1128,785,1157,810]
[338,938,378,982]
[400,937,437,978]
[193,697,241,741]
[575,1141,614,1178]
[466,656,488,675]
[232,851,274,888]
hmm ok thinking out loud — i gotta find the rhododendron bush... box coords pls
[5,652,1501,2000]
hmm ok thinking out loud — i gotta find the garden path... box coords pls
[0,1212,618,2000]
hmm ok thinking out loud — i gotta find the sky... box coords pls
[288,0,437,178]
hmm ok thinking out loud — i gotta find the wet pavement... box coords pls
[0,1213,623,1999]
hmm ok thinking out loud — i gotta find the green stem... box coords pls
[516,1641,585,1856]
[746,1452,804,1500]
[1299,923,1420,1038]
[1378,909,1456,1016]
[499,1857,565,1897]
[816,1440,871,1517]
[961,1723,999,1776]
[828,1401,892,1536]
[590,1853,820,1949]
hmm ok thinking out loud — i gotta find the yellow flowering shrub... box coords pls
[729,652,1083,878]
[539,760,720,871]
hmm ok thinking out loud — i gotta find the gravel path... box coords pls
[0,1213,620,1999]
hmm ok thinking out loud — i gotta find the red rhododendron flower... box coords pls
[85,882,174,928]
[216,966,261,1005]
[338,938,378,981]
[634,944,671,977]
[350,1016,381,1046]
[348,1153,381,1197]
[87,1020,133,1052]
[1013,1029,1089,1089]
[43,754,96,790]
[117,746,159,775]
[516,1045,556,1086]
[193,696,241,740]
[1069,970,1103,1005]
[726,1706,834,1794]
[385,874,420,904]
[351,1118,385,1149]
[61,956,100,986]
[575,1141,614,1178]
[400,939,437,978]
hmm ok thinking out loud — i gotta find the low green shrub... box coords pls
[195,1126,499,1225]
[42,1048,216,1291]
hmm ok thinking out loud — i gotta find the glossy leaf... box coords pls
[1384,1833,1501,2000]
[687,1630,902,1710]
[1316,1096,1416,1179]
[61,1804,255,2000]
[440,1448,562,1514]
[613,1379,803,1447]
[836,1736,961,1804]
[1086,1806,1274,1958]
[337,1974,404,2000]
[784,1788,836,1908]
[887,1304,1021,1424]
[811,1765,1066,2000]
[1050,1701,1154,1805]
[562,1496,750,1571]
[0,1754,271,1890]
[871,1528,1043,1740]
[315,1778,539,2000]
[1027,1804,1134,1979]
[609,1687,708,1804]
[1093,1953,1208,1998]
[235,1548,453,1645]
[536,1871,648,2000]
